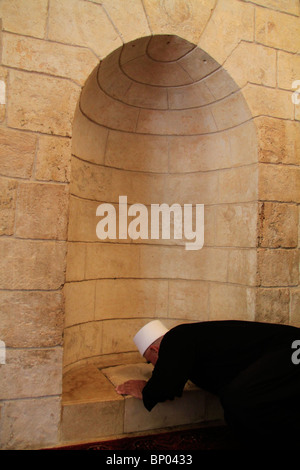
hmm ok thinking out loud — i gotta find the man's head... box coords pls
[133,320,169,365]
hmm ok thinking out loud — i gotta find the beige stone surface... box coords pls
[209,284,255,321]
[0,290,63,347]
[259,164,300,203]
[63,365,122,404]
[0,239,66,289]
[258,202,298,248]
[95,279,168,320]
[0,177,17,235]
[15,182,69,240]
[143,0,216,44]
[243,84,294,120]
[35,135,71,183]
[0,127,36,178]
[0,397,61,450]
[168,280,209,320]
[178,47,220,82]
[2,33,99,85]
[101,0,151,42]
[255,288,290,324]
[102,362,153,387]
[63,321,103,366]
[198,0,254,64]
[148,35,195,62]
[256,6,300,53]
[124,389,206,433]
[0,0,48,38]
[255,117,300,165]
[64,280,96,327]
[227,249,257,286]
[7,70,80,136]
[278,51,300,91]
[258,249,299,286]
[224,41,276,88]
[0,348,63,400]
[48,0,122,58]
[168,171,219,205]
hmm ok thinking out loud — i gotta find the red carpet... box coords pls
[54,425,243,450]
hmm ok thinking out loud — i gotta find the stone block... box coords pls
[243,84,294,120]
[0,0,48,38]
[15,182,69,240]
[0,348,63,400]
[259,164,300,203]
[2,33,99,85]
[255,6,300,53]
[105,130,169,173]
[143,0,215,44]
[7,70,80,136]
[209,284,256,321]
[224,41,276,88]
[136,106,218,135]
[63,321,103,367]
[48,0,122,58]
[178,47,220,82]
[101,0,150,42]
[255,117,300,165]
[139,246,228,283]
[85,243,140,279]
[95,279,168,320]
[0,127,36,178]
[102,318,150,355]
[35,135,71,183]
[198,0,254,64]
[227,249,257,286]
[214,203,258,248]
[64,280,96,327]
[72,106,108,165]
[255,288,290,324]
[0,290,63,348]
[258,202,298,248]
[211,91,252,130]
[0,239,66,290]
[80,68,140,132]
[245,0,299,15]
[218,165,258,204]
[258,249,299,286]
[290,288,300,327]
[277,51,300,91]
[65,242,86,282]
[0,177,17,235]
[0,397,61,450]
[168,171,219,205]
[168,280,209,321]
[61,399,124,443]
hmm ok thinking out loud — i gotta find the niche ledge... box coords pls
[61,363,224,445]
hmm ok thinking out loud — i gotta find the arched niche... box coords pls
[64,35,258,372]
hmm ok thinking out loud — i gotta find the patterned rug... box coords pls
[55,425,243,450]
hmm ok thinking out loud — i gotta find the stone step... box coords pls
[61,363,224,445]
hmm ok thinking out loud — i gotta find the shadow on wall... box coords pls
[64,34,258,373]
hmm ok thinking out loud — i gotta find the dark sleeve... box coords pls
[142,331,193,411]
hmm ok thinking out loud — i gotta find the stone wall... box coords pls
[0,0,299,449]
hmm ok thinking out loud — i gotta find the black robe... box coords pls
[142,320,300,445]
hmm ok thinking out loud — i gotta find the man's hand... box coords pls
[115,380,147,399]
